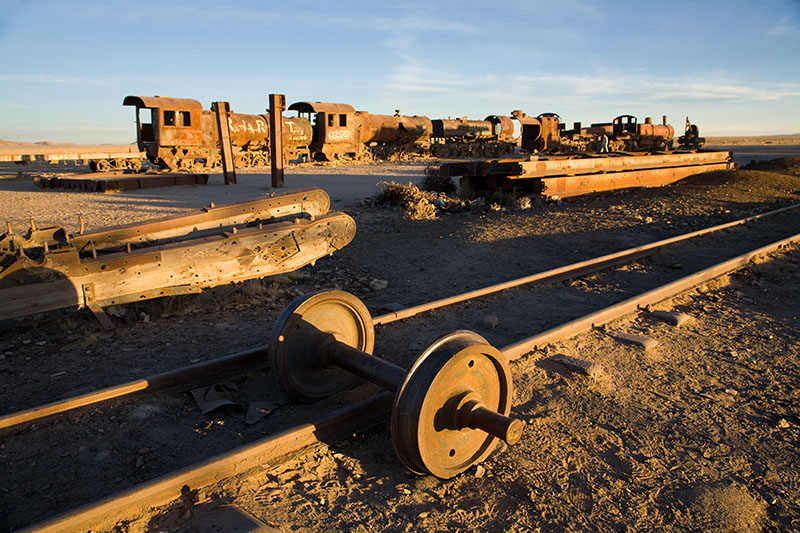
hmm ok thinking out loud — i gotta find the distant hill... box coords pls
[0,139,78,147]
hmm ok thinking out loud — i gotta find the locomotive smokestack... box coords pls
[663,115,667,126]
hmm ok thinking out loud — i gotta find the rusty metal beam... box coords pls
[37,172,209,192]
[269,93,285,188]
[0,346,270,431]
[212,101,237,185]
[0,189,355,326]
[373,202,800,324]
[23,393,394,533]
[500,230,800,360]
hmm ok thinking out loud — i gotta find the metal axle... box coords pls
[317,333,523,445]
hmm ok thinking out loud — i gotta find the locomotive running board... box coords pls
[440,151,735,198]
[0,188,354,328]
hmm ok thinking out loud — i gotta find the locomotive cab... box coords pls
[123,96,204,164]
[288,102,359,160]
[613,115,638,135]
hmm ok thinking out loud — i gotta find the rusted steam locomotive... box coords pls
[123,96,562,171]
[558,115,675,152]
[123,96,313,172]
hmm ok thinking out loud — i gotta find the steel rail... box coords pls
[2,202,798,431]
[0,347,268,431]
[372,202,800,325]
[500,231,800,360]
[22,230,800,533]
[23,392,394,533]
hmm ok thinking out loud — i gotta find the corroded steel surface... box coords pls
[270,290,523,478]
[0,189,354,326]
[35,172,208,192]
[440,151,735,198]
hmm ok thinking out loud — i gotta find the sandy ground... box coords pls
[1,152,800,531]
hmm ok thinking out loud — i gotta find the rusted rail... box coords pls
[0,346,269,431]
[2,202,798,431]
[372,202,800,325]
[24,393,395,533]
[500,230,800,359]
[22,228,800,532]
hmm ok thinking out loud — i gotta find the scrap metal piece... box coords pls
[38,172,209,192]
[82,283,114,330]
[440,151,735,198]
[190,383,241,414]
[0,188,355,327]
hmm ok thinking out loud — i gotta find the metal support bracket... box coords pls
[82,283,114,330]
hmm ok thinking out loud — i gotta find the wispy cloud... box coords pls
[380,62,800,106]
[0,74,116,87]
[768,18,799,37]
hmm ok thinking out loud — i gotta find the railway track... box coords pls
[3,202,798,432]
[6,202,800,531]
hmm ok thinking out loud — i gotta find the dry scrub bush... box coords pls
[375,181,438,220]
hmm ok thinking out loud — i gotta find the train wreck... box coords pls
[0,188,355,328]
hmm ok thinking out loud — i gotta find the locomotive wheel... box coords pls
[270,291,375,403]
[391,331,516,478]
[94,159,111,172]
[127,159,142,171]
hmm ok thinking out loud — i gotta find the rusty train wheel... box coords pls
[391,331,514,478]
[270,291,375,403]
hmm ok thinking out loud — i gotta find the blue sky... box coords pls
[1,0,798,143]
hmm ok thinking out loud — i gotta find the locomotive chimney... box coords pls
[573,122,581,131]
[662,115,667,126]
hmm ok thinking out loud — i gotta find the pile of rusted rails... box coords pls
[24,225,800,532]
[0,144,144,171]
[0,188,355,328]
[439,150,735,199]
[3,202,798,432]
[34,171,209,191]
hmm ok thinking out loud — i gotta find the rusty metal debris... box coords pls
[270,290,524,478]
[0,188,355,327]
[34,171,208,192]
[440,151,735,199]
[678,117,706,150]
